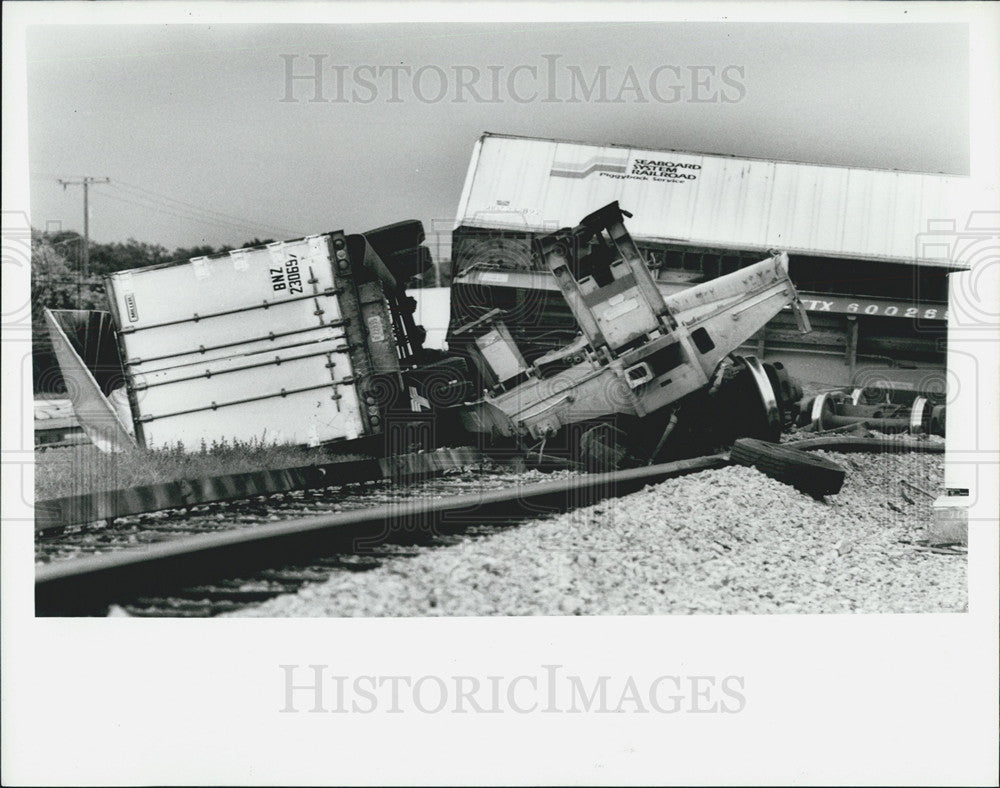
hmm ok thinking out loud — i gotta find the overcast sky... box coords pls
[26,22,968,252]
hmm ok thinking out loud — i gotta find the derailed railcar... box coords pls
[46,223,439,453]
[446,202,812,467]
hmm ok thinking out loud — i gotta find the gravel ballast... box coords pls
[231,451,965,616]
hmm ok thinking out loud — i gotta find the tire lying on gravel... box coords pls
[730,438,846,499]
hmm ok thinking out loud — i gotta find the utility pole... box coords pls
[57,176,110,277]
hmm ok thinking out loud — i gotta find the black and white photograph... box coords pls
[3,2,998,785]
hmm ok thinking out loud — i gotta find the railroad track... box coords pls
[34,461,523,565]
[34,446,494,532]
[35,455,725,615]
[35,436,944,617]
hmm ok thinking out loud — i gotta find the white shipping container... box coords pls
[455,133,973,266]
[106,234,371,449]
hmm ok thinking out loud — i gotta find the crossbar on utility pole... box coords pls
[57,176,110,278]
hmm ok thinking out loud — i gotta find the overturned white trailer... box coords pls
[45,223,436,453]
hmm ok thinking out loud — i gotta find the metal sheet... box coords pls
[107,235,364,449]
[44,309,137,453]
[455,133,973,267]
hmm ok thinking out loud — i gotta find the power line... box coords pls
[98,185,288,240]
[97,188,258,239]
[39,172,306,241]
[111,183,285,237]
[112,178,303,238]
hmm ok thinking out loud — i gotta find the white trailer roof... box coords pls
[455,133,974,268]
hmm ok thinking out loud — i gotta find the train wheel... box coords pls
[733,355,783,443]
[909,396,929,435]
[930,405,947,437]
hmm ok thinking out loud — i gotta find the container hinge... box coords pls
[199,345,207,354]
[118,325,136,334]
[330,393,343,401]
[137,414,155,423]
[279,388,288,398]
[339,376,356,385]
[323,287,344,297]
[262,300,270,310]
[268,332,276,341]
[127,357,142,366]
[210,401,219,410]
[192,313,200,322]
[308,276,319,285]
[275,356,282,366]
[313,308,325,317]
[132,381,148,392]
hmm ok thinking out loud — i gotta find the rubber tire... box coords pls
[730,438,846,499]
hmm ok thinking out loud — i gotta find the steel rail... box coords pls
[35,454,727,616]
[789,436,945,453]
[34,432,943,533]
[35,447,489,533]
[34,435,942,532]
[34,434,946,614]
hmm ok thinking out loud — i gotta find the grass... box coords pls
[35,437,369,501]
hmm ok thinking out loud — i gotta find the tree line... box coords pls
[30,231,277,394]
